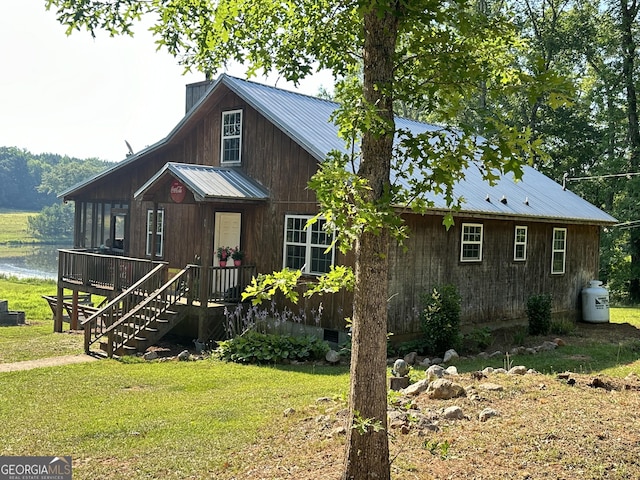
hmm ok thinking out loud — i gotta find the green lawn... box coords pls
[1,276,640,478]
[0,360,350,479]
[0,209,38,244]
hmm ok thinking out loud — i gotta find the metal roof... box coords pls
[63,74,616,225]
[134,163,269,202]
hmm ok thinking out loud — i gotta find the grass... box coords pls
[0,209,39,244]
[0,360,350,479]
[0,276,85,362]
[1,276,640,478]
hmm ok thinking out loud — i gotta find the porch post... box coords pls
[70,290,79,330]
[198,205,213,341]
[54,251,64,332]
[55,285,64,333]
[151,202,159,262]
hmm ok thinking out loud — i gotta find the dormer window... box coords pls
[221,110,242,164]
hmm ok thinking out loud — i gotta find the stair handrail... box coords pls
[102,265,194,357]
[82,262,167,353]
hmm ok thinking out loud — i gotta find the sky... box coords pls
[0,1,335,162]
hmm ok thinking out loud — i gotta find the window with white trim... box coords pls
[146,209,164,257]
[551,227,567,274]
[221,110,242,164]
[284,215,335,275]
[460,223,483,262]
[514,225,528,261]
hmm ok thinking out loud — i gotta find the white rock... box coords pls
[401,379,430,396]
[443,406,465,420]
[325,349,341,363]
[482,367,494,375]
[479,408,500,422]
[425,364,445,381]
[508,365,527,375]
[444,365,459,376]
[443,349,459,363]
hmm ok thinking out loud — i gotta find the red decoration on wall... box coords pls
[170,179,186,203]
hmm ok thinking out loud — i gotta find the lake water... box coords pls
[0,244,71,280]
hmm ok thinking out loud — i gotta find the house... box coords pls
[56,74,617,355]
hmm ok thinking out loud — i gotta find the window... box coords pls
[460,223,483,262]
[284,215,335,275]
[146,209,164,257]
[551,228,567,274]
[221,110,242,164]
[514,226,528,261]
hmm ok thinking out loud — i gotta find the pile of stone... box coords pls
[0,300,25,326]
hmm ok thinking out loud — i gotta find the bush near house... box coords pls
[526,293,553,336]
[421,284,462,356]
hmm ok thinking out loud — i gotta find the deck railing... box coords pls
[191,264,256,303]
[58,249,163,292]
[82,262,168,353]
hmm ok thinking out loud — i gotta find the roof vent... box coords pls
[500,195,508,204]
[524,197,530,206]
[485,194,491,202]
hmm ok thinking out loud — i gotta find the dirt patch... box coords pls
[218,370,640,480]
[0,354,98,372]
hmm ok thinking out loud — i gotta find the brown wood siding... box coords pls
[64,83,604,337]
[388,214,601,335]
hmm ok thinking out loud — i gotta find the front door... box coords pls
[212,212,241,296]
[213,212,241,261]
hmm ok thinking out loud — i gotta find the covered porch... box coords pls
[52,249,256,356]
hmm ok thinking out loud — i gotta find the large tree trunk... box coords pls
[342,5,398,480]
[620,0,640,301]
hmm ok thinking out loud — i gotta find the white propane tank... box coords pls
[581,280,610,323]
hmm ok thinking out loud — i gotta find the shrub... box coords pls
[215,331,329,364]
[549,318,575,335]
[526,293,552,336]
[461,327,493,353]
[421,284,461,356]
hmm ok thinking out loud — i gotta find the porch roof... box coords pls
[134,162,270,202]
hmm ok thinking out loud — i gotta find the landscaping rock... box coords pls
[508,365,527,375]
[479,408,500,422]
[443,349,459,363]
[402,379,430,396]
[143,351,158,361]
[392,359,410,377]
[177,350,190,361]
[493,368,508,374]
[431,357,443,365]
[443,406,465,420]
[389,376,410,391]
[478,382,504,392]
[489,350,503,358]
[426,379,466,400]
[554,337,566,347]
[403,351,418,365]
[419,357,431,367]
[283,407,296,417]
[536,341,558,352]
[482,367,494,375]
[445,365,459,376]
[325,349,341,363]
[425,364,445,381]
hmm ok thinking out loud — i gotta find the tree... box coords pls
[46,1,559,477]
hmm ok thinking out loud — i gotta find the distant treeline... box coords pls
[0,146,110,210]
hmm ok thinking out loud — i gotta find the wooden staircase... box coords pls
[82,265,195,357]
